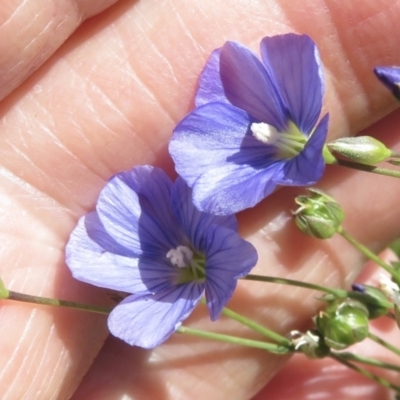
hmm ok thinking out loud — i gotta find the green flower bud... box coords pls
[316,299,369,350]
[327,136,392,165]
[294,188,345,239]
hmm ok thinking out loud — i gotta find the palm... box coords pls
[1,1,400,399]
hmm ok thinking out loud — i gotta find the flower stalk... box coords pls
[338,229,400,282]
[330,352,400,393]
[7,290,112,314]
[368,332,400,357]
[177,325,290,354]
[332,158,400,179]
[220,304,291,346]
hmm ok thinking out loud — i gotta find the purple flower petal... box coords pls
[201,225,257,320]
[273,114,329,186]
[96,166,183,257]
[66,213,179,294]
[171,177,238,245]
[108,283,204,348]
[374,66,400,100]
[220,41,288,130]
[260,34,324,134]
[195,49,228,107]
[170,102,280,215]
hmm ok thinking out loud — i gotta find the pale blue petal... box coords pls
[170,102,282,215]
[108,283,204,348]
[195,49,229,107]
[260,34,324,133]
[96,166,183,258]
[220,41,287,130]
[201,226,257,320]
[66,214,179,294]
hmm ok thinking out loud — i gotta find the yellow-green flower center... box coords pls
[250,121,307,159]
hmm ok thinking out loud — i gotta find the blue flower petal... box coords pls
[96,166,183,258]
[108,283,204,348]
[274,114,329,185]
[66,214,166,294]
[374,66,400,100]
[170,102,280,215]
[171,177,238,247]
[220,41,288,130]
[201,225,257,320]
[260,34,324,134]
[195,49,228,107]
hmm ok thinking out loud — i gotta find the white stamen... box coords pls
[290,330,320,351]
[250,122,280,144]
[379,274,400,305]
[166,245,193,268]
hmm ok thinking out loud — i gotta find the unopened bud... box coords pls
[327,136,392,165]
[294,188,344,239]
[316,299,369,350]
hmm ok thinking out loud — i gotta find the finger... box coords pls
[1,0,400,399]
[0,0,119,100]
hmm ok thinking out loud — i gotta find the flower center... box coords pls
[167,245,206,283]
[250,122,280,144]
[250,121,308,159]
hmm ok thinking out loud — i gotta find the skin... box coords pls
[0,0,400,398]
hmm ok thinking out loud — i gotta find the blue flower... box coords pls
[374,66,400,101]
[66,165,257,348]
[169,33,329,215]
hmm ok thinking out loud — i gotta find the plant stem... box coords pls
[368,332,400,357]
[7,290,111,315]
[333,158,400,179]
[336,351,400,372]
[243,274,347,297]
[177,326,290,354]
[338,229,400,282]
[221,306,291,346]
[330,352,400,392]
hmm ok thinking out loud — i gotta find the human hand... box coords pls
[1,1,400,399]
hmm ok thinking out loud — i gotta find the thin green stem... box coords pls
[368,332,400,357]
[7,290,112,315]
[221,306,291,346]
[177,326,290,354]
[199,298,290,346]
[336,351,400,372]
[243,274,347,297]
[330,352,400,393]
[333,158,400,179]
[339,229,400,282]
